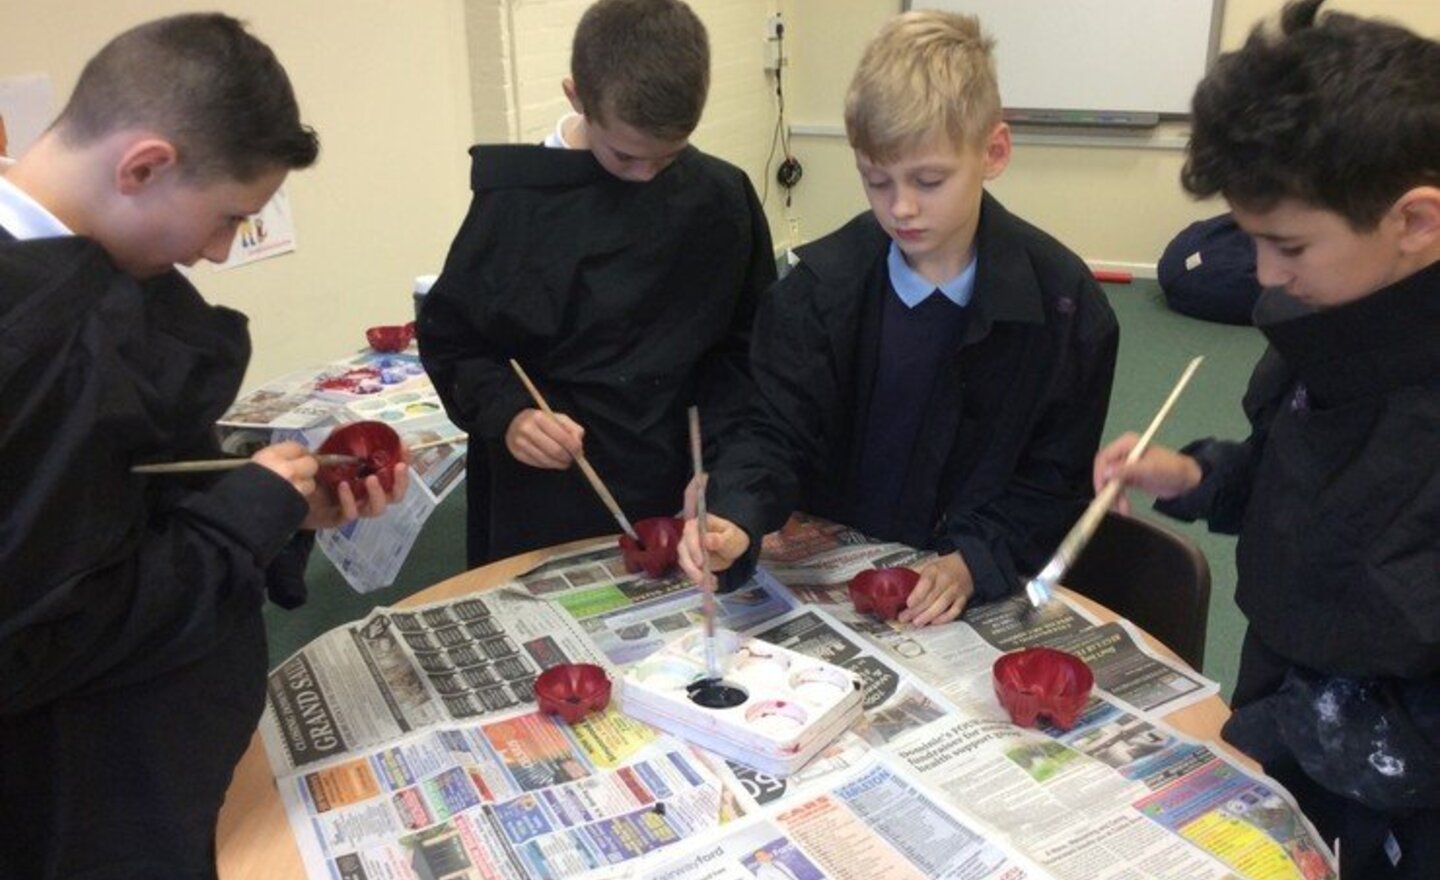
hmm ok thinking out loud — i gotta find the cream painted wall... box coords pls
[0,1,475,389]
[780,0,1440,270]
[1,0,786,392]
[6,1,1433,390]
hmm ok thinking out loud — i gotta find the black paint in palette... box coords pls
[687,677,748,709]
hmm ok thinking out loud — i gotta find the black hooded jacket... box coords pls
[708,195,1118,600]
[419,144,775,559]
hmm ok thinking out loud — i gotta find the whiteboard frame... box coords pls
[902,0,1225,126]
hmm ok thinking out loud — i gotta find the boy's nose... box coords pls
[1254,246,1288,288]
[626,160,664,182]
[203,230,238,264]
[891,189,918,219]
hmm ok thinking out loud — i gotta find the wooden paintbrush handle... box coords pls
[509,359,640,542]
[407,434,468,453]
[131,453,359,474]
[1025,356,1204,606]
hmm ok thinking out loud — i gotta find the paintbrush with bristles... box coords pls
[1020,356,1204,623]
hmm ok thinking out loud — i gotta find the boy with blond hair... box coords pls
[681,11,1117,624]
[420,0,774,564]
[1096,1,1440,872]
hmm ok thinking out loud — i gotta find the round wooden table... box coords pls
[216,547,1247,879]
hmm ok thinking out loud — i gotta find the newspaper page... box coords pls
[889,706,1335,880]
[643,756,1050,880]
[756,516,1217,717]
[218,348,468,592]
[276,709,728,880]
[963,599,1219,715]
[844,591,1217,717]
[218,368,336,430]
[510,540,796,666]
[758,513,932,588]
[261,588,605,772]
[261,514,1334,880]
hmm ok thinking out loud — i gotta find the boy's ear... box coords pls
[114,138,179,196]
[562,77,583,115]
[982,122,1012,180]
[1394,186,1440,255]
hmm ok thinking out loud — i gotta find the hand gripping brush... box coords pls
[1022,356,1204,620]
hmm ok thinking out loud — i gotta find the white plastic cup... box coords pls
[413,274,438,321]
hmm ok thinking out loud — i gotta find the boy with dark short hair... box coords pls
[680,11,1118,626]
[1095,2,1440,873]
[0,14,405,876]
[419,0,775,565]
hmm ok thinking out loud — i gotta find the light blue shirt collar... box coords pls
[0,161,72,240]
[886,240,976,308]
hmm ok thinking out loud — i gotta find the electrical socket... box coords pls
[764,13,784,72]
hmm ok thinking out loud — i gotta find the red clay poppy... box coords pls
[535,663,611,724]
[993,647,1094,730]
[365,323,415,352]
[619,516,684,578]
[317,421,403,501]
[849,567,921,620]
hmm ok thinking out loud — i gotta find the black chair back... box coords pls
[1062,511,1212,670]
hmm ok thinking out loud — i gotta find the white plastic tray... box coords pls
[620,631,863,775]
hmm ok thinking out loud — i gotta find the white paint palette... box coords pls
[619,630,864,775]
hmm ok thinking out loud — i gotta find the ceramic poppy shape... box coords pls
[366,323,415,353]
[619,516,684,578]
[992,647,1094,730]
[848,567,921,620]
[534,663,612,724]
[317,421,403,501]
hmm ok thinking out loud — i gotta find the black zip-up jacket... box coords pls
[1157,264,1440,812]
[709,195,1118,600]
[1160,263,1440,680]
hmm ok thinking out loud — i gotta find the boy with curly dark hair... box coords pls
[1097,2,1440,873]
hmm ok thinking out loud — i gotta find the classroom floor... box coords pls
[263,278,1267,698]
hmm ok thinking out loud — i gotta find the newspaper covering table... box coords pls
[257,515,1337,880]
[217,347,467,592]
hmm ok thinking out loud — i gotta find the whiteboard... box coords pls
[908,0,1223,123]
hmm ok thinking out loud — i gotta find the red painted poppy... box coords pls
[848,567,921,620]
[992,647,1094,729]
[535,663,611,724]
[619,516,684,578]
[365,323,415,352]
[317,421,403,501]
